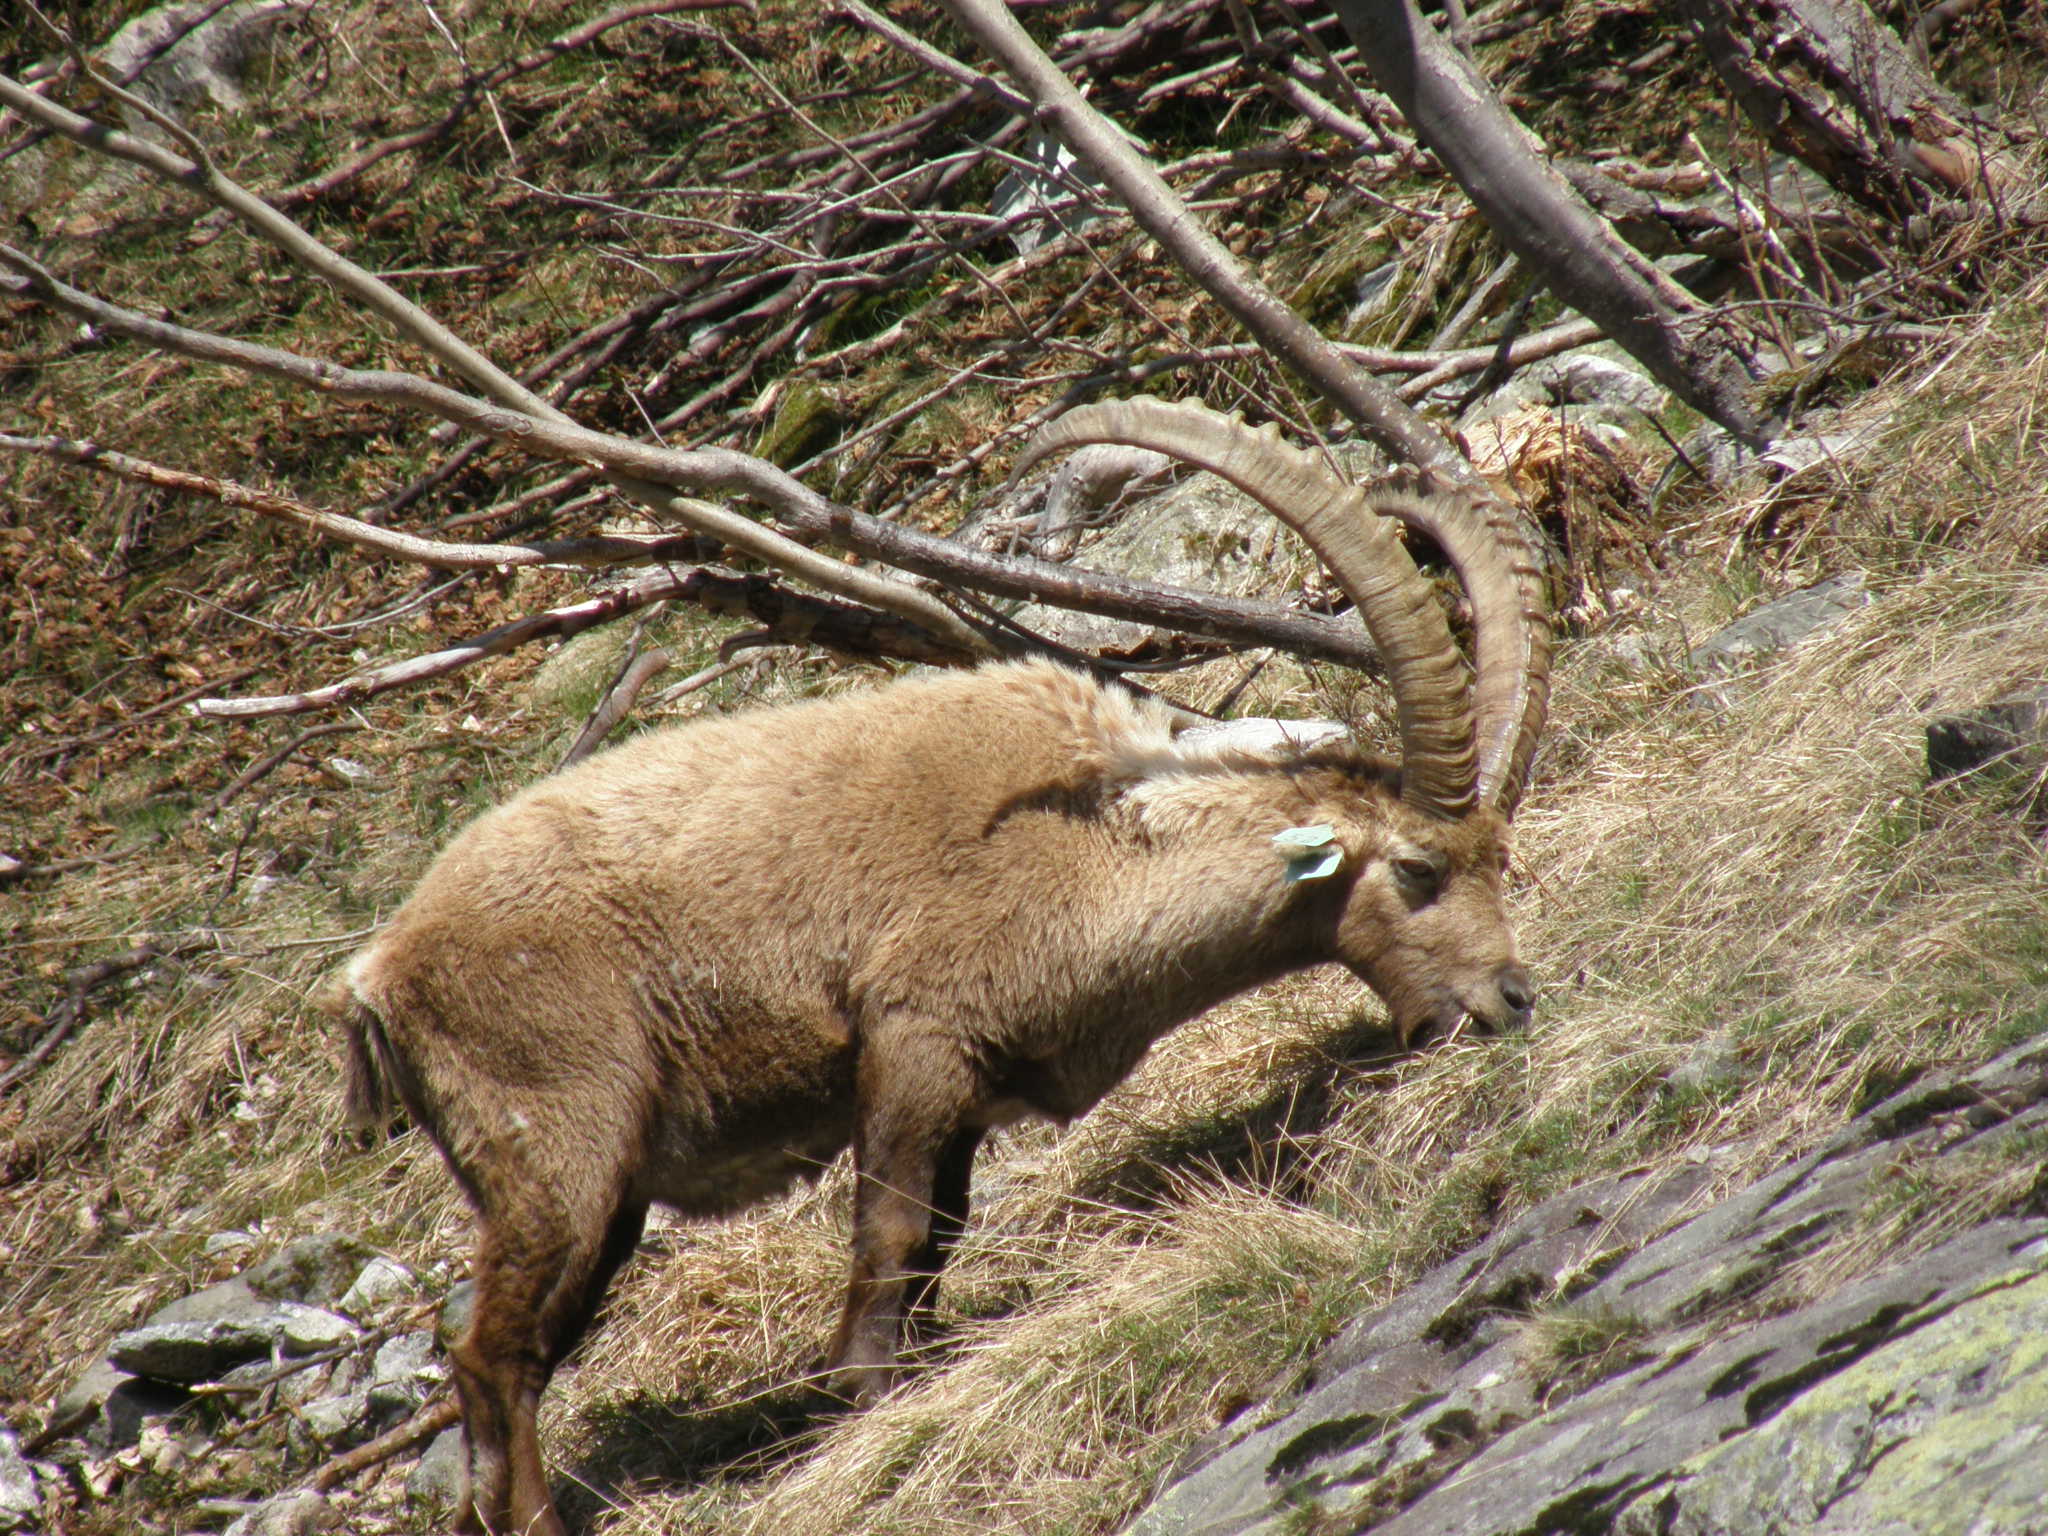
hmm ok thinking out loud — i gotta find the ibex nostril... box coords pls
[1498,965,1536,1016]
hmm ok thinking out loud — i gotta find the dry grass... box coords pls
[497,295,2048,1536]
[6,298,2046,1531]
[3,16,2045,1534]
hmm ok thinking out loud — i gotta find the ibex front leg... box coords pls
[827,1020,985,1404]
[902,1125,985,1347]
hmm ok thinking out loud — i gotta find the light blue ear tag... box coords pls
[1273,823,1343,883]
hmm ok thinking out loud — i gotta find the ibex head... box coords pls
[1015,400,1551,1048]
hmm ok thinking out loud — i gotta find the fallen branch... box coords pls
[557,616,673,770]
[189,564,990,719]
[0,434,710,571]
[0,849,133,887]
[0,73,997,659]
[2,665,260,771]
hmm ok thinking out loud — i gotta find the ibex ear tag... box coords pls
[1274,824,1343,884]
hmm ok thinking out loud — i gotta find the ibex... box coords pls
[328,400,1550,1536]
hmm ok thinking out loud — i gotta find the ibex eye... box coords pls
[1393,855,1442,892]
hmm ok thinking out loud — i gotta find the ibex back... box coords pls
[329,400,1551,1536]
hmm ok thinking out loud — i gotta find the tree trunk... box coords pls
[1329,0,1768,447]
[1677,0,2013,219]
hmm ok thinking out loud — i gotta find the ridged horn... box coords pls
[1364,474,1552,815]
[1011,399,1478,818]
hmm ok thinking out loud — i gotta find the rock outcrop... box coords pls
[1128,1037,2048,1536]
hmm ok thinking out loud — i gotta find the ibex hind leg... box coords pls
[542,1198,648,1367]
[452,1192,642,1536]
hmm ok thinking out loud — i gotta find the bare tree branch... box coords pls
[923,0,1476,479]
[557,620,673,770]
[0,70,998,659]
[1327,0,1770,446]
[0,252,1382,672]
[1,935,225,1099]
[0,434,707,570]
[206,721,365,813]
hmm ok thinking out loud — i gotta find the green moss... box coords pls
[755,381,844,470]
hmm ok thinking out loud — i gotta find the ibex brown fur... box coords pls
[328,401,1550,1536]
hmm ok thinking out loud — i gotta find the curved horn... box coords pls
[1365,475,1552,814]
[1012,400,1478,818]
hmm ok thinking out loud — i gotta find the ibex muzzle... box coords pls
[328,400,1551,1536]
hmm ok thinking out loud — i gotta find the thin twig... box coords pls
[557,614,674,770]
[207,722,366,813]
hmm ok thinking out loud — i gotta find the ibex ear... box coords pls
[1273,824,1344,883]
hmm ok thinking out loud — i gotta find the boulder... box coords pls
[221,1489,339,1536]
[244,1235,374,1307]
[108,1318,279,1382]
[1009,458,1336,657]
[406,1425,467,1517]
[338,1255,421,1320]
[101,1,309,116]
[367,1332,444,1421]
[108,1302,356,1384]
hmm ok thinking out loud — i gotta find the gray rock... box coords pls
[1927,687,2048,785]
[367,1332,444,1421]
[438,1281,476,1350]
[101,1,309,116]
[1666,1031,1743,1096]
[97,1376,190,1453]
[1456,342,1669,439]
[296,1385,371,1447]
[1756,432,1872,482]
[406,1425,467,1515]
[214,1350,332,1413]
[0,1427,40,1533]
[1675,423,1754,487]
[1010,455,1344,656]
[221,1489,339,1536]
[1614,1261,2048,1534]
[245,1235,373,1307]
[337,1255,420,1319]
[41,1358,131,1445]
[1017,445,1173,562]
[1690,572,1870,674]
[107,1302,355,1383]
[109,1318,279,1382]
[41,1357,187,1455]
[1531,351,1671,419]
[1344,261,1401,330]
[273,1304,358,1356]
[204,1229,262,1264]
[990,129,1112,256]
[149,1275,269,1328]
